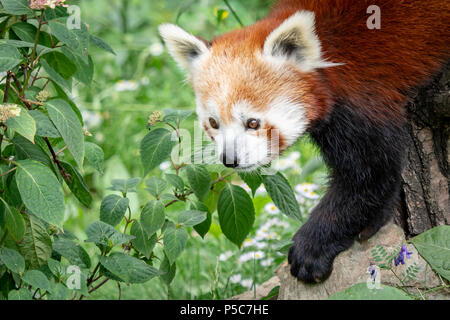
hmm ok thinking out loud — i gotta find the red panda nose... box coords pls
[221,152,239,168]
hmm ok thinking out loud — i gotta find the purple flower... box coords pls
[394,245,413,266]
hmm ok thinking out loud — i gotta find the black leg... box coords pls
[288,103,406,283]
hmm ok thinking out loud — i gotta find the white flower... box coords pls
[256,231,280,241]
[82,110,102,128]
[159,161,171,171]
[264,203,280,215]
[261,258,274,267]
[219,251,233,262]
[295,194,306,204]
[273,158,296,171]
[239,252,252,263]
[114,80,139,92]
[242,238,257,248]
[255,185,266,195]
[95,132,104,143]
[239,183,252,193]
[0,104,21,122]
[229,274,242,284]
[288,151,301,160]
[255,228,269,241]
[295,183,320,200]
[255,242,268,249]
[239,251,265,263]
[264,218,289,229]
[149,42,164,56]
[240,279,253,289]
[253,251,265,260]
[140,77,150,85]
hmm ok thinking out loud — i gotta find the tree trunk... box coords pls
[395,64,450,237]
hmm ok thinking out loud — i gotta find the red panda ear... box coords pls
[263,11,341,72]
[158,24,210,71]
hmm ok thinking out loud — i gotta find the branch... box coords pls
[43,137,71,182]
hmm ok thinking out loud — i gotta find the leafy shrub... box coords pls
[0,1,304,300]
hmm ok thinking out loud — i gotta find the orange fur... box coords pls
[205,0,450,123]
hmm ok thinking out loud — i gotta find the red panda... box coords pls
[159,0,450,283]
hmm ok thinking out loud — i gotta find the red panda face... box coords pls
[159,12,339,171]
[192,52,310,171]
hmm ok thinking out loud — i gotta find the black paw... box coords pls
[288,229,335,283]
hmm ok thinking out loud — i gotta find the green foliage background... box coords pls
[1,0,446,301]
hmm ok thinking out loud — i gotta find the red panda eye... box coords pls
[246,119,260,130]
[209,117,219,129]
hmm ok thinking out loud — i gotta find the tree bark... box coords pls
[395,64,450,237]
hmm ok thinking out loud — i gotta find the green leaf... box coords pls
[165,173,184,191]
[60,47,93,85]
[261,285,280,300]
[159,193,178,203]
[298,156,325,181]
[52,238,91,269]
[140,128,175,176]
[190,200,212,238]
[159,253,176,286]
[186,165,211,201]
[140,200,165,236]
[99,252,162,284]
[217,184,255,247]
[22,270,51,292]
[84,142,104,174]
[263,172,301,221]
[16,160,64,227]
[0,198,25,242]
[1,0,34,16]
[329,283,412,300]
[48,282,70,300]
[12,136,53,170]
[60,161,92,207]
[0,247,25,274]
[411,225,450,281]
[48,20,89,63]
[163,223,188,265]
[145,177,167,198]
[163,109,193,124]
[46,99,84,167]
[100,194,129,227]
[130,221,157,259]
[0,39,55,55]
[40,59,72,92]
[11,22,37,43]
[43,6,69,21]
[0,44,22,72]
[18,214,52,269]
[8,288,32,300]
[108,178,141,194]
[89,35,115,55]
[47,258,65,279]
[177,210,207,227]
[85,221,134,248]
[271,239,293,255]
[239,171,263,197]
[42,51,77,80]
[29,110,60,138]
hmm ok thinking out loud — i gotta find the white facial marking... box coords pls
[198,98,308,171]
